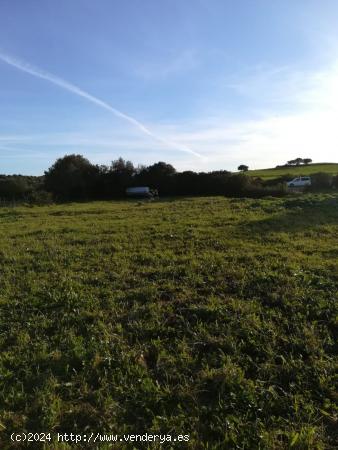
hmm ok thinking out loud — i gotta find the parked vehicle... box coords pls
[126,187,158,198]
[287,176,311,188]
[126,187,152,198]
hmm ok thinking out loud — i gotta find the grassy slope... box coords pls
[0,195,337,449]
[246,163,338,179]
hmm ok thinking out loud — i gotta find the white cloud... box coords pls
[151,61,338,170]
[2,55,338,173]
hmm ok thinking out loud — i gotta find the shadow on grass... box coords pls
[243,196,338,235]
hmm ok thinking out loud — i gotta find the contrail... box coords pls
[0,52,202,158]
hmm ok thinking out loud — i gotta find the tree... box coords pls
[146,161,176,178]
[44,154,98,200]
[104,157,136,197]
[287,158,304,166]
[238,164,249,172]
[110,157,135,175]
[303,158,312,165]
[136,162,176,195]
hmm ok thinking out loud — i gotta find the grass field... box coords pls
[246,163,338,180]
[0,195,337,449]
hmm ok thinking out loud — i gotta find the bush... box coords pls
[310,172,333,190]
[244,183,287,198]
[0,176,31,200]
[27,190,54,205]
[223,173,251,196]
[332,175,338,189]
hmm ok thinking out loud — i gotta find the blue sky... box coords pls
[1,0,338,174]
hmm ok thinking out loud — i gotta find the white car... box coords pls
[287,176,312,188]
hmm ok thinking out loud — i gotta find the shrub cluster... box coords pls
[1,155,337,203]
[0,175,45,204]
[309,172,334,190]
[42,155,287,200]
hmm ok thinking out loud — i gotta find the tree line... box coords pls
[0,154,336,204]
[276,157,312,167]
[43,154,270,200]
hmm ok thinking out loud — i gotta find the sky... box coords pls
[1,0,338,175]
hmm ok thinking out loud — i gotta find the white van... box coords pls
[126,187,151,197]
[287,176,311,188]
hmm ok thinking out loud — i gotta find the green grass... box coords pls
[246,163,338,180]
[0,195,337,449]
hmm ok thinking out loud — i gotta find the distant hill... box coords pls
[246,163,338,180]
